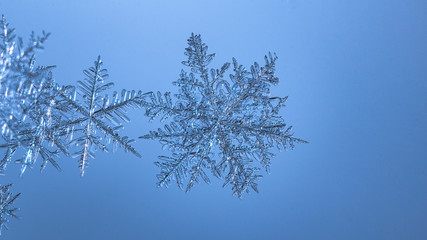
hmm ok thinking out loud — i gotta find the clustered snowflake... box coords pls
[0,16,305,236]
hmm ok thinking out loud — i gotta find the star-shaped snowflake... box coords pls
[141,34,306,198]
[52,56,145,176]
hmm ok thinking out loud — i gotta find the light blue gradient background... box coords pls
[1,0,427,239]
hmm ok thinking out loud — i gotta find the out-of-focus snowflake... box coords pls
[0,184,19,235]
[0,16,145,177]
[141,34,307,198]
[0,15,58,176]
[0,16,146,234]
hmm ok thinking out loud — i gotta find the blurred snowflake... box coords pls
[0,16,146,235]
[0,15,58,176]
[0,16,144,177]
[0,184,19,235]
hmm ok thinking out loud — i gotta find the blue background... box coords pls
[1,0,427,239]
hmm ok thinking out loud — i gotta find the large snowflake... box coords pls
[141,34,306,198]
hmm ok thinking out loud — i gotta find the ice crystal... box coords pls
[51,56,145,176]
[0,15,57,176]
[0,16,144,176]
[0,184,19,235]
[0,15,307,236]
[0,16,146,234]
[141,34,307,198]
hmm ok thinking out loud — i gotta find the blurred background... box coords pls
[0,0,427,239]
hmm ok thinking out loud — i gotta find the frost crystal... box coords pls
[141,34,307,198]
[0,184,19,235]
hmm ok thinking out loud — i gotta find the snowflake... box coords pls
[51,56,145,176]
[141,34,307,198]
[0,16,144,177]
[0,15,58,176]
[0,184,20,235]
